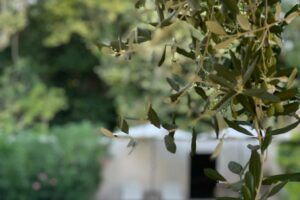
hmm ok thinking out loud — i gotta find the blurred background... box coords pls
[0,0,299,199]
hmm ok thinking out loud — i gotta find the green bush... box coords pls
[0,122,106,200]
[278,131,300,200]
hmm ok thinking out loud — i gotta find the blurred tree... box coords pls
[0,0,29,53]
[0,0,138,128]
[0,59,67,134]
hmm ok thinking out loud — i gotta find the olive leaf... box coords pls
[204,168,226,181]
[147,105,161,128]
[100,128,115,138]
[164,134,176,153]
[237,14,251,30]
[206,21,227,35]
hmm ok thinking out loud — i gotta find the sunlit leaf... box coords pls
[215,37,236,49]
[211,136,224,159]
[100,127,114,138]
[206,21,226,35]
[237,14,251,30]
[285,11,300,24]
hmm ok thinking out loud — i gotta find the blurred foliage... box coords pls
[278,130,300,200]
[0,0,29,50]
[0,59,67,134]
[98,54,212,131]
[0,0,138,127]
[0,121,105,200]
[281,1,300,71]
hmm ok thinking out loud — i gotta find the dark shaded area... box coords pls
[190,154,216,199]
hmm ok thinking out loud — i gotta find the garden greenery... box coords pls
[0,122,104,200]
[102,0,300,199]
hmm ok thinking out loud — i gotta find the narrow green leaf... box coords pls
[204,168,226,181]
[127,137,137,154]
[229,50,242,73]
[159,11,177,27]
[242,185,252,200]
[268,181,288,197]
[213,91,236,111]
[244,89,280,102]
[209,74,235,89]
[206,21,226,35]
[212,116,220,139]
[270,120,300,135]
[276,88,298,101]
[118,116,129,134]
[216,198,241,200]
[214,64,236,83]
[242,57,258,84]
[137,28,152,39]
[158,45,167,66]
[194,86,208,100]
[191,128,197,156]
[176,47,196,59]
[284,4,300,19]
[148,105,161,128]
[164,134,176,153]
[224,118,253,136]
[249,150,261,188]
[170,90,184,102]
[261,128,272,151]
[127,137,136,148]
[245,172,255,195]
[236,95,255,114]
[263,173,300,185]
[278,102,299,116]
[228,161,243,175]
[166,77,180,91]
